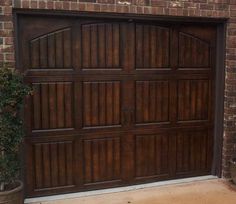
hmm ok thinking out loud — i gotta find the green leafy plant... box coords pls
[0,66,31,191]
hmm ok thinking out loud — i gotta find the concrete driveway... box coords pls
[30,179,236,204]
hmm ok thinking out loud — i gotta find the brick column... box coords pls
[0,0,14,68]
[223,2,236,179]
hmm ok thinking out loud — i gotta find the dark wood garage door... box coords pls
[17,14,216,197]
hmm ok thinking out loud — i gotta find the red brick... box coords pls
[5,53,14,61]
[38,1,46,9]
[47,1,54,9]
[97,0,115,3]
[21,0,30,8]
[54,1,63,10]
[63,2,70,10]
[79,0,96,3]
[0,0,12,6]
[3,22,12,29]
[150,0,166,7]
[78,3,86,11]
[4,37,13,45]
[3,5,12,14]
[133,0,149,6]
[30,1,38,9]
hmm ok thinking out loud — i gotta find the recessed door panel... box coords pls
[82,81,121,128]
[81,23,121,69]
[135,80,170,124]
[135,24,170,69]
[83,136,121,184]
[32,82,74,131]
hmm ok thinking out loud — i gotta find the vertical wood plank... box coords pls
[91,83,99,126]
[83,83,91,127]
[58,143,66,186]
[98,24,106,67]
[150,26,156,67]
[148,135,155,175]
[48,34,56,68]
[41,83,49,129]
[99,140,106,179]
[106,24,113,67]
[190,81,197,120]
[161,135,169,173]
[156,28,163,67]
[176,133,183,172]
[183,133,190,172]
[156,82,162,121]
[162,82,169,121]
[31,40,40,68]
[64,83,72,128]
[113,24,120,67]
[57,83,65,128]
[42,144,51,188]
[163,29,170,67]
[114,138,121,178]
[84,140,92,183]
[155,136,161,174]
[113,82,120,125]
[82,26,91,68]
[33,84,41,129]
[50,143,58,187]
[34,144,43,189]
[135,136,143,177]
[106,82,113,125]
[63,29,72,68]
[135,25,143,68]
[92,140,99,182]
[149,82,156,122]
[106,139,114,180]
[98,83,106,125]
[55,31,64,68]
[143,81,149,122]
[91,25,98,67]
[143,25,150,68]
[39,37,48,68]
[136,82,143,123]
[66,142,73,185]
[49,83,57,129]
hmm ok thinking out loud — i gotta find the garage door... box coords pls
[17,15,216,197]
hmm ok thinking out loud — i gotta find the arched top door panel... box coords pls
[178,32,211,68]
[80,23,122,69]
[135,24,170,69]
[29,28,72,69]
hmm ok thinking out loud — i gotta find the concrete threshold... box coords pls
[24,175,218,204]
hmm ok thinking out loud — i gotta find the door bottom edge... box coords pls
[24,175,218,204]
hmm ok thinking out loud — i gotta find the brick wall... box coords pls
[0,0,235,179]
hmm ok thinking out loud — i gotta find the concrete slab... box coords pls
[29,179,236,204]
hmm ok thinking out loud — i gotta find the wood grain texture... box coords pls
[176,129,210,175]
[135,24,170,69]
[19,17,216,197]
[135,134,169,178]
[83,137,121,184]
[33,141,75,190]
[179,32,210,68]
[81,23,121,69]
[135,80,169,124]
[32,82,74,130]
[83,81,121,127]
[30,28,72,69]
[177,80,209,121]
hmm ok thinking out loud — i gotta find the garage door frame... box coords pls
[13,8,227,194]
